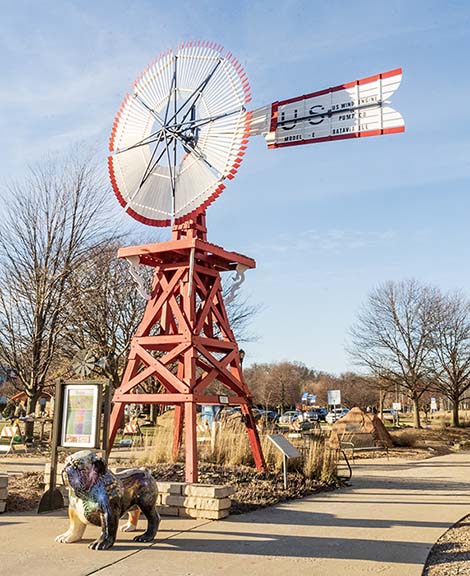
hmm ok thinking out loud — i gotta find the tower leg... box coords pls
[172,404,184,461]
[184,402,198,483]
[108,402,126,455]
[241,404,266,471]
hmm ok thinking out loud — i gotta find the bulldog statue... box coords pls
[55,450,160,550]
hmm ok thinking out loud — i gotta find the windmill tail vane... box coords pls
[249,67,404,149]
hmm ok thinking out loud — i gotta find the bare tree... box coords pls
[430,292,470,426]
[301,371,337,406]
[244,361,316,411]
[241,363,273,411]
[349,279,438,427]
[222,281,260,344]
[0,154,110,435]
[61,239,147,388]
[337,372,384,410]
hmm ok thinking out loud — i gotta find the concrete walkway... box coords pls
[1,452,470,575]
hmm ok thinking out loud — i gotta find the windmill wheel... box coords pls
[71,350,96,378]
[108,41,252,226]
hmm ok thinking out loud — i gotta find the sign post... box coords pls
[38,380,110,513]
[392,402,402,426]
[327,389,341,410]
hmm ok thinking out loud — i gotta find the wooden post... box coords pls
[172,404,184,461]
[184,402,198,483]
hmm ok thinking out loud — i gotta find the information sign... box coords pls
[392,402,402,411]
[60,383,102,448]
[267,434,301,459]
[267,434,301,489]
[328,389,341,406]
[301,392,317,405]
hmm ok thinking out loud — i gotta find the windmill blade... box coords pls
[71,350,96,378]
[250,68,404,148]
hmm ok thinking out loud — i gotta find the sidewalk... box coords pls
[1,452,470,576]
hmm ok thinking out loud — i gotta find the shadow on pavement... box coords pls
[148,530,428,564]
[232,509,452,529]
[347,475,470,492]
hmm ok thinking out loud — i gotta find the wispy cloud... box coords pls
[249,227,399,258]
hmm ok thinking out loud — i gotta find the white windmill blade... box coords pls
[249,68,404,148]
[108,42,251,227]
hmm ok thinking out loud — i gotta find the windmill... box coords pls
[107,42,404,482]
[71,350,97,379]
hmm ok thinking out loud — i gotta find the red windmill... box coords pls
[107,42,404,482]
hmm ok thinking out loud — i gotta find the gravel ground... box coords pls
[423,514,470,576]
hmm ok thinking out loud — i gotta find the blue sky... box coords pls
[1,1,469,373]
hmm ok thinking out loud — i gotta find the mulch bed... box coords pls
[5,463,337,514]
[6,472,45,512]
[153,463,336,514]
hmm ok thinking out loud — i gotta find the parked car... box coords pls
[303,410,320,422]
[252,409,279,422]
[277,410,302,426]
[325,408,349,424]
[262,410,279,422]
[305,407,328,421]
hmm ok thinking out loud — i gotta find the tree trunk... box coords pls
[452,398,460,427]
[150,404,159,424]
[412,397,421,428]
[24,397,38,442]
[378,389,385,419]
[26,395,38,416]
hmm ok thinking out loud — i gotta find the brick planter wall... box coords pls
[157,482,234,519]
[44,464,234,519]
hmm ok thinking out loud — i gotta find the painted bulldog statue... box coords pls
[56,450,160,550]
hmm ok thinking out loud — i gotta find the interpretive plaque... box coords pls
[267,434,301,459]
[60,382,102,448]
